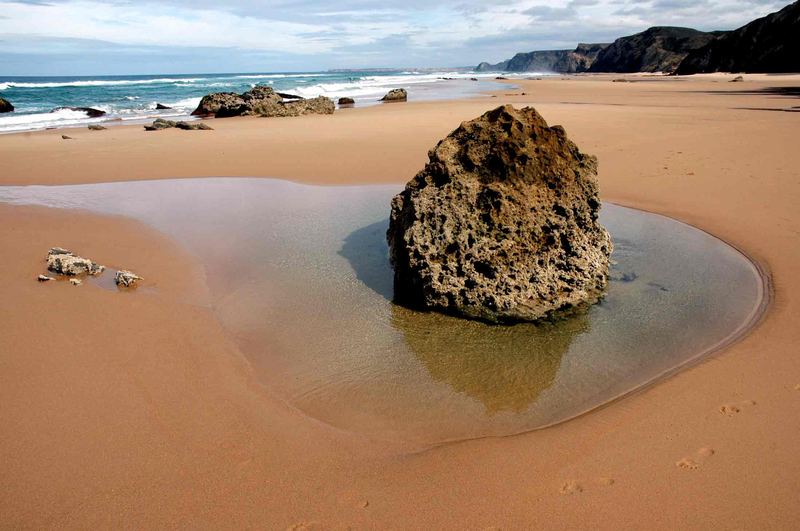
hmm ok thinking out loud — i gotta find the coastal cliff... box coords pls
[475,43,608,73]
[676,0,800,74]
[588,27,722,73]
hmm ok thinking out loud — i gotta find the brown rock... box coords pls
[115,270,143,288]
[380,88,408,102]
[88,124,107,131]
[191,85,333,118]
[387,105,612,323]
[46,247,105,276]
[144,118,213,131]
[338,97,355,105]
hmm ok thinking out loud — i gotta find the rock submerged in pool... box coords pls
[386,104,612,323]
[46,247,105,276]
[191,85,334,118]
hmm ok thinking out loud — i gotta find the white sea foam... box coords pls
[0,78,205,90]
[0,108,106,132]
[233,73,333,79]
[290,72,501,99]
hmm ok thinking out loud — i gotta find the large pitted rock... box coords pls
[0,97,13,113]
[46,247,105,276]
[191,85,334,118]
[387,105,612,323]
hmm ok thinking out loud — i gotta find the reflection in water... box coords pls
[392,305,587,414]
[339,216,588,414]
[338,219,394,300]
[0,178,767,447]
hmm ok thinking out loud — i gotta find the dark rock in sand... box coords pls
[338,97,355,105]
[495,76,508,80]
[0,97,13,113]
[61,135,73,140]
[387,104,612,323]
[88,124,107,131]
[191,85,333,118]
[144,118,213,131]
[730,75,744,82]
[53,106,106,118]
[155,103,172,110]
[380,88,407,102]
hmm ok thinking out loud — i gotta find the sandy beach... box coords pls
[2,73,800,528]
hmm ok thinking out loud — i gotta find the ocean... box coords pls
[0,70,520,133]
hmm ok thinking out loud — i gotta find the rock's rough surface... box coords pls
[191,85,334,118]
[0,97,13,113]
[144,118,213,131]
[387,105,612,323]
[115,270,142,288]
[380,88,408,102]
[46,248,105,276]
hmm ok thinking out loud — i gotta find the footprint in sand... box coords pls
[719,399,757,416]
[560,477,615,494]
[560,481,583,495]
[677,447,715,470]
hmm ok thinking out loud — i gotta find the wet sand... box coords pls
[2,73,800,528]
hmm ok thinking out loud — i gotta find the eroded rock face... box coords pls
[380,89,407,102]
[191,85,334,118]
[387,105,612,323]
[46,247,105,276]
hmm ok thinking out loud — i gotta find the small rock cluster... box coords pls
[191,85,334,118]
[39,247,143,289]
[144,118,213,131]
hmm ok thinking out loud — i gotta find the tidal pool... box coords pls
[0,178,767,447]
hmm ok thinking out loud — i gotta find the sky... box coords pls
[0,0,791,76]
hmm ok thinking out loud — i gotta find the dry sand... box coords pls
[1,73,800,528]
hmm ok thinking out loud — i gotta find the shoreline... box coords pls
[2,73,800,527]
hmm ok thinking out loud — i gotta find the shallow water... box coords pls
[0,178,766,446]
